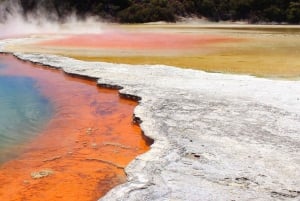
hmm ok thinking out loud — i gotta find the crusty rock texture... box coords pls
[1,40,299,201]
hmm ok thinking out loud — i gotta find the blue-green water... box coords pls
[0,61,53,163]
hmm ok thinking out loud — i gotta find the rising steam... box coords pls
[0,0,105,38]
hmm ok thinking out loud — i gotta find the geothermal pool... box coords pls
[0,55,150,201]
[6,24,300,78]
[1,24,299,201]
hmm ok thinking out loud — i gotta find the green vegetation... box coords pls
[2,0,300,23]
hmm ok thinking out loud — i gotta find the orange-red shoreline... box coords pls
[0,54,150,201]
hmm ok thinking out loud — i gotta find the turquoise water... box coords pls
[0,61,53,163]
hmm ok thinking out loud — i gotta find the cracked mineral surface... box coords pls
[0,39,299,200]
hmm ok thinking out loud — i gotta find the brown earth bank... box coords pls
[0,54,150,201]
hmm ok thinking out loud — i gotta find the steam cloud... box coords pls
[0,0,105,38]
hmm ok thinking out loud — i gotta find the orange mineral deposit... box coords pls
[0,55,151,201]
[39,32,239,50]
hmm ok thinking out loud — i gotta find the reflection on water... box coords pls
[0,55,150,201]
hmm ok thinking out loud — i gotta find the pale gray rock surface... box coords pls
[0,40,299,200]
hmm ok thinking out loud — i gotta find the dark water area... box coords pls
[0,62,52,163]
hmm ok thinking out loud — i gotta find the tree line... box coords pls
[2,0,300,23]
